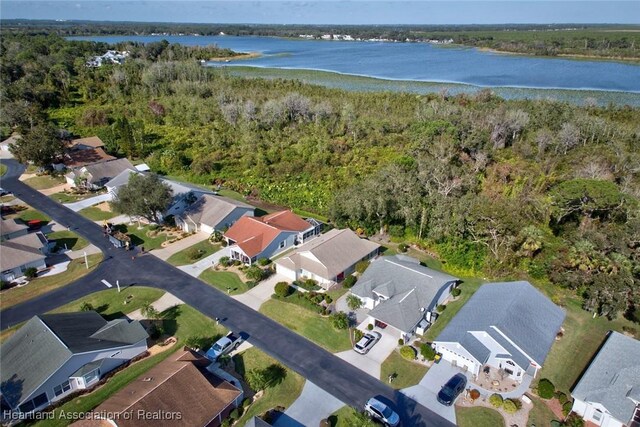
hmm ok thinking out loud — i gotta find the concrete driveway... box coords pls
[233,273,287,310]
[336,329,397,379]
[150,231,209,261]
[401,360,460,424]
[178,246,230,277]
[64,193,112,211]
[273,381,344,427]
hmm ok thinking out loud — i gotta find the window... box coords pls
[279,240,286,249]
[506,360,515,366]
[19,393,48,413]
[592,409,602,422]
[83,369,100,386]
[53,380,71,397]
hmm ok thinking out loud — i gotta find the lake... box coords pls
[69,35,640,105]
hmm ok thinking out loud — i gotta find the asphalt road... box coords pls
[0,159,455,427]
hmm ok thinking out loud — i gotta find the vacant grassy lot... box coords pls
[380,350,429,389]
[23,174,66,190]
[47,230,90,251]
[537,294,639,394]
[260,299,352,353]
[456,406,505,427]
[527,395,559,427]
[0,253,103,309]
[424,278,483,341]
[79,205,118,221]
[199,269,250,295]
[33,303,227,427]
[235,347,305,425]
[166,240,220,266]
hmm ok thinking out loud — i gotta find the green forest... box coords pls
[1,32,639,321]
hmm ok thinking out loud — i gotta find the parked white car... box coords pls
[354,331,382,354]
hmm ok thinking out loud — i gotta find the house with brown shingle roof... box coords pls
[275,228,380,289]
[62,147,116,168]
[90,348,242,427]
[68,136,105,150]
[0,232,50,282]
[224,211,321,265]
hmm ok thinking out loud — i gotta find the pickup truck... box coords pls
[205,332,243,361]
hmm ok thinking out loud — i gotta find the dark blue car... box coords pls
[437,373,467,406]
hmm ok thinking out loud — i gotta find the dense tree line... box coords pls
[2,20,640,59]
[1,33,638,319]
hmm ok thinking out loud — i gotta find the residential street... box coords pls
[0,159,455,427]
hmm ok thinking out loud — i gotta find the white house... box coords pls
[0,311,148,415]
[176,194,254,234]
[224,211,321,265]
[350,255,458,340]
[571,331,640,427]
[275,228,380,288]
[0,231,50,282]
[433,281,565,383]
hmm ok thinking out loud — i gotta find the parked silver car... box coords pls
[354,331,382,354]
[364,397,400,426]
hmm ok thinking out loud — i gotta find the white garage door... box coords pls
[276,264,297,281]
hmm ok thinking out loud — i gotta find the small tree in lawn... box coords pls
[537,378,556,399]
[110,173,173,224]
[245,369,269,391]
[80,302,95,312]
[9,123,65,167]
[274,282,291,298]
[420,343,436,361]
[347,294,363,310]
[330,312,349,329]
[141,302,161,320]
[245,265,265,281]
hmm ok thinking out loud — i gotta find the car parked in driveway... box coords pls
[364,397,400,426]
[437,373,467,406]
[354,331,382,354]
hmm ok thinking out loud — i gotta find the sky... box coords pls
[1,1,639,25]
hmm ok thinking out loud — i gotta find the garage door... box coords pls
[276,264,297,281]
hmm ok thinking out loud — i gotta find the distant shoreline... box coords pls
[476,46,640,63]
[208,51,261,62]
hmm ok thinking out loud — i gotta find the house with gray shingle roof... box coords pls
[275,228,380,288]
[571,331,640,427]
[176,194,255,235]
[350,255,458,340]
[0,312,148,414]
[433,281,565,383]
[0,231,50,282]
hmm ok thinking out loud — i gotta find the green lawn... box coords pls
[46,230,90,251]
[380,350,429,389]
[330,406,371,427]
[423,278,483,341]
[33,304,227,427]
[527,395,559,427]
[167,240,221,266]
[456,406,505,427]
[0,254,103,309]
[23,174,66,190]
[235,347,306,425]
[260,299,352,353]
[112,224,169,251]
[50,287,166,319]
[537,294,639,394]
[10,207,51,225]
[199,269,250,295]
[0,163,7,176]
[50,190,105,203]
[79,205,118,221]
[217,188,247,202]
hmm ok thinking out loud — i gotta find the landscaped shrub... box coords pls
[257,257,270,266]
[469,389,480,401]
[80,302,94,311]
[232,260,242,266]
[218,256,231,267]
[24,267,38,279]
[419,343,436,361]
[0,281,9,290]
[343,275,357,288]
[388,225,405,238]
[245,265,265,281]
[436,304,446,312]
[503,399,519,414]
[556,391,568,405]
[398,243,408,252]
[186,247,204,261]
[562,401,573,416]
[564,413,585,427]
[229,408,240,420]
[367,324,374,331]
[276,291,324,313]
[400,346,417,360]
[274,282,292,298]
[242,398,251,409]
[451,287,462,297]
[330,312,349,329]
[355,261,370,274]
[347,294,363,310]
[354,329,364,342]
[537,378,556,399]
[489,393,503,408]
[398,338,404,346]
[324,294,333,304]
[245,280,257,289]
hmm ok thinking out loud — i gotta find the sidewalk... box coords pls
[126,292,184,321]
[177,246,231,277]
[39,183,71,196]
[150,232,209,261]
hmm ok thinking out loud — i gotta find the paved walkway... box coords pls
[126,292,185,321]
[177,246,231,277]
[232,273,287,310]
[150,232,210,261]
[39,183,71,196]
[401,361,458,424]
[64,193,112,212]
[273,381,345,427]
